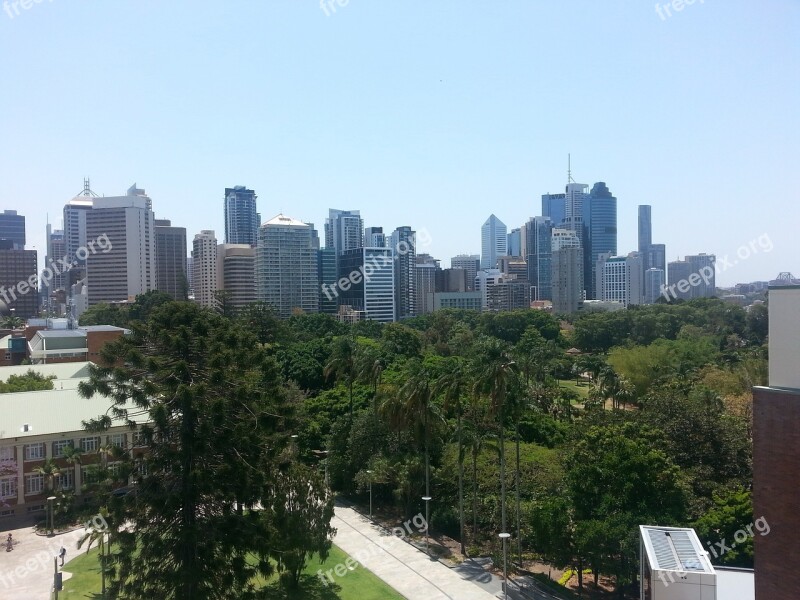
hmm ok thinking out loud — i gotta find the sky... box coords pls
[1,0,798,286]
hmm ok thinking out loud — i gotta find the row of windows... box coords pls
[16,432,141,462]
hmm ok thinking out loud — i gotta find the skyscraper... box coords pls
[217,244,256,311]
[638,205,652,254]
[451,255,480,291]
[551,228,583,314]
[364,227,386,247]
[85,189,156,305]
[325,209,364,256]
[687,254,716,298]
[256,214,319,318]
[224,186,259,246]
[0,241,38,317]
[664,254,716,301]
[391,226,416,319]
[481,214,507,270]
[43,225,66,297]
[337,247,395,322]
[63,183,95,288]
[0,210,25,249]
[415,254,439,315]
[507,228,522,257]
[192,230,218,309]
[563,183,588,245]
[318,247,338,314]
[584,182,618,300]
[644,268,666,304]
[525,217,553,301]
[541,193,566,227]
[596,252,643,306]
[155,219,188,300]
[644,243,666,272]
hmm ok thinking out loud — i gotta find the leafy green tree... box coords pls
[745,303,768,345]
[267,464,335,589]
[79,302,299,600]
[237,301,289,345]
[693,488,755,567]
[1,314,24,329]
[128,290,174,323]
[380,323,423,359]
[0,370,55,393]
[324,335,359,421]
[79,302,130,327]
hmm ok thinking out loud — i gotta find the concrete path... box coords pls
[0,522,83,600]
[331,506,499,600]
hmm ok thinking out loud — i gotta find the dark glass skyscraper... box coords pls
[584,182,617,299]
[638,205,652,254]
[0,210,25,249]
[224,186,260,246]
[541,193,566,228]
[525,216,553,301]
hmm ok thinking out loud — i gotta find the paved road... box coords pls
[331,506,499,600]
[0,522,83,600]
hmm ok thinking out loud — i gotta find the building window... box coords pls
[108,434,126,449]
[132,431,146,447]
[0,446,13,462]
[24,443,45,461]
[52,440,73,458]
[25,474,44,496]
[80,437,100,453]
[56,469,74,491]
[0,477,16,499]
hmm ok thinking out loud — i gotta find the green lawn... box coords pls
[558,378,592,399]
[61,543,405,600]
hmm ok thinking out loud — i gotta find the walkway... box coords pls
[0,521,82,600]
[331,505,498,600]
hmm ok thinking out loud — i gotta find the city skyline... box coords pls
[0,2,796,287]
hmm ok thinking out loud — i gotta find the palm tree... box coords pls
[472,339,519,562]
[78,506,112,597]
[34,459,61,494]
[324,336,358,421]
[1,314,24,330]
[433,356,469,555]
[357,347,385,414]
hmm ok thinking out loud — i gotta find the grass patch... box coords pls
[558,379,591,399]
[61,544,405,600]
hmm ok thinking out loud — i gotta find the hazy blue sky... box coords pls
[1,1,798,285]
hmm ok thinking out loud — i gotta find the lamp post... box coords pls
[499,532,511,600]
[422,495,432,556]
[367,470,373,520]
[47,496,57,536]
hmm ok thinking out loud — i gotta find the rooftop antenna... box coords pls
[567,154,575,184]
[76,178,99,198]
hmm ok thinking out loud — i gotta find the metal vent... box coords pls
[647,529,706,572]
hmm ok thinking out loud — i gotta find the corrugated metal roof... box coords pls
[0,388,148,439]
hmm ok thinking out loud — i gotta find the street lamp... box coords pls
[47,496,57,536]
[422,496,432,556]
[499,532,511,600]
[367,470,373,520]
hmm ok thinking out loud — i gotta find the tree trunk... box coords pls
[472,446,478,538]
[457,412,466,556]
[515,421,521,567]
[578,557,584,596]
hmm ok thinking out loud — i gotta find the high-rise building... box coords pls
[664,255,716,301]
[687,254,716,298]
[256,214,319,318]
[63,183,96,288]
[436,268,467,293]
[596,252,643,306]
[325,209,364,256]
[337,247,395,323]
[224,186,259,246]
[474,269,505,310]
[584,182,617,300]
[507,228,522,257]
[85,188,156,305]
[192,230,218,309]
[551,229,583,314]
[487,281,531,312]
[0,210,25,249]
[644,243,666,272]
[415,254,438,315]
[364,227,386,247]
[644,268,666,304]
[638,205,652,254]
[497,256,528,281]
[481,214,507,270]
[318,247,338,314]
[186,256,194,297]
[563,183,588,246]
[391,226,416,320]
[451,255,480,291]
[155,219,188,300]
[216,244,256,311]
[524,217,553,301]
[43,225,67,297]
[0,241,38,317]
[541,193,566,227]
